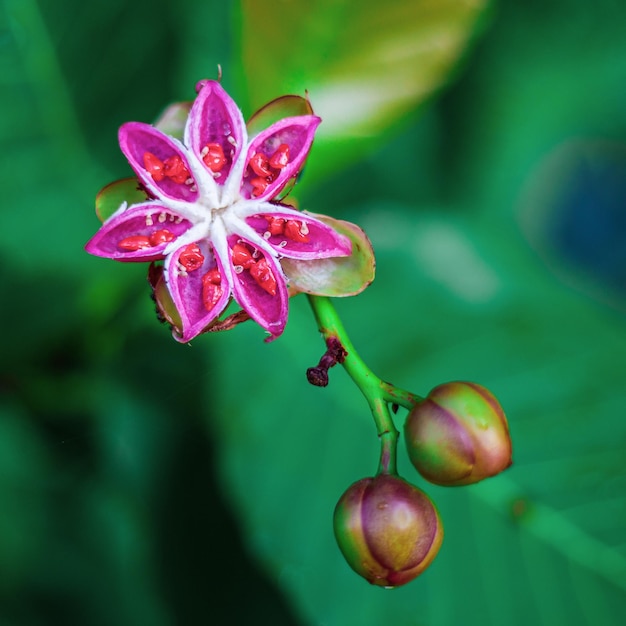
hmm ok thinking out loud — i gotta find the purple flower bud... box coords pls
[333,474,443,587]
[404,382,512,486]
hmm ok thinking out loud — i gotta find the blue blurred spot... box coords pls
[546,143,626,292]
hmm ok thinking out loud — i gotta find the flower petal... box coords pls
[241,115,321,201]
[185,80,247,186]
[119,122,199,203]
[226,235,288,338]
[85,203,193,262]
[165,240,231,342]
[281,214,376,297]
[245,207,351,259]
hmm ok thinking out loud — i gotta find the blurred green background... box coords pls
[2,0,626,624]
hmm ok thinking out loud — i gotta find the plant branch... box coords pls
[307,295,424,475]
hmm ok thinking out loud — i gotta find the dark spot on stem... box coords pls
[306,337,348,387]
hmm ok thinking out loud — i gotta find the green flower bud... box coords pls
[333,474,443,587]
[404,381,512,486]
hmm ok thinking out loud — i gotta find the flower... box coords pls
[86,79,354,342]
[404,381,512,486]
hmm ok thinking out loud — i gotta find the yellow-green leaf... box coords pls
[240,0,490,181]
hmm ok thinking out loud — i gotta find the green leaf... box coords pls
[239,0,490,181]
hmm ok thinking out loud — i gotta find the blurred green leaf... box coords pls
[3,0,626,625]
[208,3,626,622]
[209,203,626,625]
[239,0,490,182]
[0,404,50,595]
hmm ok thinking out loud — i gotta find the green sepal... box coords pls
[95,177,148,223]
[283,213,375,297]
[154,101,192,140]
[246,95,314,139]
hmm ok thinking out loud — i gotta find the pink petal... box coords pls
[185,80,246,185]
[246,209,351,260]
[119,122,199,203]
[85,203,192,262]
[166,240,231,342]
[226,235,288,338]
[241,115,321,201]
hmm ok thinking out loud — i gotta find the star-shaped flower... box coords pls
[86,79,363,342]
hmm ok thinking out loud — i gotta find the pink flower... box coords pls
[86,80,352,342]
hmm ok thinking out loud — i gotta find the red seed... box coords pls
[202,270,223,310]
[249,152,272,177]
[265,217,285,236]
[284,220,309,243]
[178,244,205,271]
[269,143,290,169]
[250,177,269,197]
[163,155,191,183]
[202,143,227,172]
[203,267,221,285]
[143,152,165,182]
[149,229,176,246]
[249,258,277,296]
[231,243,255,269]
[118,235,152,251]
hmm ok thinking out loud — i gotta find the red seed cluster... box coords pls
[231,241,277,296]
[264,216,310,243]
[201,267,222,311]
[248,143,290,197]
[118,229,176,252]
[178,244,205,272]
[143,152,191,184]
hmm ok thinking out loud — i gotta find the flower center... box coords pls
[117,143,296,301]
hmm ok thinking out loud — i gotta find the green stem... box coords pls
[307,295,423,475]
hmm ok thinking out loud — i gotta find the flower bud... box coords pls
[333,474,443,587]
[404,381,512,486]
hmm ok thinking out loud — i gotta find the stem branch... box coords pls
[307,296,423,475]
